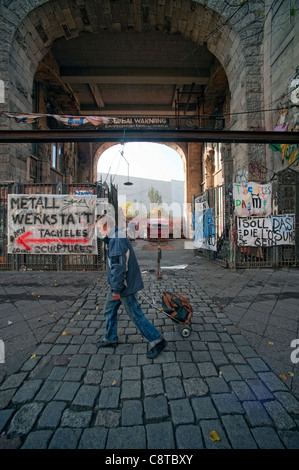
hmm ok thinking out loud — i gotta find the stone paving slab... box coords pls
[0,267,298,449]
[186,261,299,400]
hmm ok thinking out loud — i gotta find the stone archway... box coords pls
[0,0,265,182]
[93,141,188,201]
[4,0,260,120]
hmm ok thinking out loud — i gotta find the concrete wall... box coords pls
[98,172,184,210]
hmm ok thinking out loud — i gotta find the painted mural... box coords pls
[269,108,299,166]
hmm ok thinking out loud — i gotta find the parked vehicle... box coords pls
[147,217,170,240]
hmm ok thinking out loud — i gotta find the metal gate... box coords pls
[193,168,299,269]
[0,180,117,271]
[210,184,231,267]
[194,184,230,267]
[234,168,299,268]
[273,168,299,267]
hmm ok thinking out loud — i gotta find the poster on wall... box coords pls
[7,194,97,254]
[194,192,209,212]
[237,214,295,247]
[193,208,216,251]
[233,182,272,217]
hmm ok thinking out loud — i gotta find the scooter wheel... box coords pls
[181,326,191,338]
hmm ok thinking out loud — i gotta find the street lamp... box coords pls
[120,147,133,186]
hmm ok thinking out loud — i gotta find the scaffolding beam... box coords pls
[0,128,298,144]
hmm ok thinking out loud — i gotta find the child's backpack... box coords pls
[161,291,192,325]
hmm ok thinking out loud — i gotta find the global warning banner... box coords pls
[7,194,97,254]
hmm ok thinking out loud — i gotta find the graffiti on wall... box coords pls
[7,194,97,254]
[269,108,299,166]
[237,214,295,247]
[233,182,272,217]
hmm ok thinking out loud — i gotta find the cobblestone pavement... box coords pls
[0,241,298,449]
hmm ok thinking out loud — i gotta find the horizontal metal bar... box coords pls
[0,128,298,144]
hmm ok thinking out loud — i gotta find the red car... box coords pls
[147,218,169,240]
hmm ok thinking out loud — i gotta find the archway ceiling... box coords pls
[50,29,224,117]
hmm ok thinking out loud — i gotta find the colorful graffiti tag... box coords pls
[269,108,299,165]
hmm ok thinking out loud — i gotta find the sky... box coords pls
[97,142,184,182]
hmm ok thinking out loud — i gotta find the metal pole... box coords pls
[157,241,162,280]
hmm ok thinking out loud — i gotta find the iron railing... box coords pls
[193,168,299,269]
[234,168,299,268]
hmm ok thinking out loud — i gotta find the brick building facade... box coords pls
[0,0,298,194]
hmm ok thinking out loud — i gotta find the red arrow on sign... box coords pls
[16,231,90,251]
